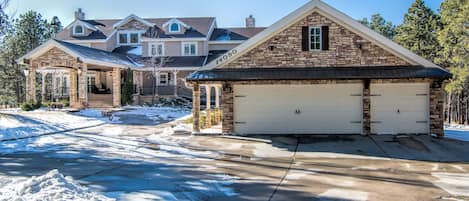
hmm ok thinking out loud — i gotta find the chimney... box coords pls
[245,15,255,28]
[74,8,85,20]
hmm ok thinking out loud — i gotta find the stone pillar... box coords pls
[173,70,178,97]
[69,69,78,108]
[205,85,212,128]
[362,80,371,135]
[78,64,88,108]
[192,83,201,133]
[222,83,234,134]
[41,72,47,102]
[215,85,221,124]
[52,73,57,100]
[26,63,38,103]
[430,80,445,137]
[112,68,121,107]
[154,71,160,96]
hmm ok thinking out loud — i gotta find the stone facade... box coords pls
[221,82,234,134]
[430,81,445,137]
[35,48,77,68]
[192,83,201,133]
[112,68,121,107]
[224,12,409,68]
[69,69,78,107]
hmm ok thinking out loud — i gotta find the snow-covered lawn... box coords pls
[445,125,469,142]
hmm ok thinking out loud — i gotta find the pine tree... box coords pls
[394,0,441,62]
[437,0,469,124]
[359,14,395,39]
[49,16,62,38]
[121,68,134,105]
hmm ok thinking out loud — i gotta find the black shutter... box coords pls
[301,26,309,51]
[321,26,329,50]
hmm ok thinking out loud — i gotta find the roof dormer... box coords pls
[162,18,190,34]
[113,14,155,30]
[67,20,98,37]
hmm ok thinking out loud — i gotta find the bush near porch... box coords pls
[184,110,220,129]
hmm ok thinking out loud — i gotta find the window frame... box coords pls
[117,31,143,46]
[181,42,198,56]
[159,72,169,86]
[169,23,180,33]
[73,25,85,35]
[309,26,322,51]
[149,42,165,57]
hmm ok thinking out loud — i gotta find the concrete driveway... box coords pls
[1,123,469,201]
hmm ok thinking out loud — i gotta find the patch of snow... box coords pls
[0,169,113,201]
[127,46,142,56]
[75,109,104,118]
[285,170,316,180]
[318,188,368,201]
[115,106,190,122]
[445,128,469,142]
[432,172,469,196]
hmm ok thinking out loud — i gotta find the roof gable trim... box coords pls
[65,20,98,32]
[113,14,155,29]
[162,18,191,29]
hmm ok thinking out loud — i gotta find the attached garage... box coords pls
[370,83,429,134]
[233,84,363,134]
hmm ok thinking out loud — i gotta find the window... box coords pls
[309,27,322,50]
[149,43,164,56]
[170,23,180,32]
[73,25,84,35]
[182,42,197,56]
[119,33,128,44]
[117,31,142,45]
[159,73,168,85]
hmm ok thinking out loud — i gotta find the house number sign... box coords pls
[216,49,238,65]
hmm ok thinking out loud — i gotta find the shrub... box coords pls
[20,103,33,111]
[33,101,42,109]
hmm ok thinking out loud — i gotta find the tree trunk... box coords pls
[447,92,452,124]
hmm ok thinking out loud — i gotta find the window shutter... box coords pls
[301,26,309,51]
[321,26,329,50]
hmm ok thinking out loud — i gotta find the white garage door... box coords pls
[370,83,429,134]
[233,84,363,134]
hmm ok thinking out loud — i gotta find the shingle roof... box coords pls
[55,17,215,41]
[210,27,266,41]
[187,66,452,81]
[54,40,139,67]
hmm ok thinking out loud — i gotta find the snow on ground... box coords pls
[114,106,190,122]
[445,125,469,142]
[431,172,469,197]
[0,169,113,201]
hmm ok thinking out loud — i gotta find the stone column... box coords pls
[430,80,445,137]
[41,72,47,102]
[154,71,160,96]
[205,85,212,128]
[26,63,38,103]
[192,83,201,133]
[362,80,371,135]
[222,83,234,134]
[78,64,88,108]
[215,85,221,124]
[52,73,57,100]
[113,68,121,107]
[69,69,78,108]
[173,70,178,97]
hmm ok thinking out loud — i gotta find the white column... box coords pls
[215,85,221,124]
[205,85,212,128]
[41,72,47,102]
[173,70,178,97]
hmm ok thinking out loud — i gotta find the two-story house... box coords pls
[18,9,264,108]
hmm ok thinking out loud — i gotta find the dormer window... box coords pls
[73,25,84,35]
[170,23,180,32]
[117,31,142,45]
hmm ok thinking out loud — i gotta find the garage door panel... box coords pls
[234,84,363,134]
[371,83,429,134]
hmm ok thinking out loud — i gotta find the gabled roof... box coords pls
[113,14,155,29]
[65,20,98,32]
[17,39,140,68]
[162,18,191,29]
[202,0,441,70]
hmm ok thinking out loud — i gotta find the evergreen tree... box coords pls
[359,14,395,39]
[437,0,469,124]
[48,16,62,38]
[121,68,134,105]
[394,0,441,62]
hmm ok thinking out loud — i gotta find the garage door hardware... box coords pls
[416,93,428,96]
[371,121,382,124]
[349,121,362,124]
[294,109,301,114]
[370,94,382,96]
[349,94,362,96]
[235,122,246,124]
[416,121,428,123]
[234,95,246,98]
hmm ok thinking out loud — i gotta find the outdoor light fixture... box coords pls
[23,70,29,76]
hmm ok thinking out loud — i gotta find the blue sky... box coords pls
[5,0,443,27]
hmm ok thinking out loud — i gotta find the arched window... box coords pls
[74,25,84,35]
[170,23,180,32]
